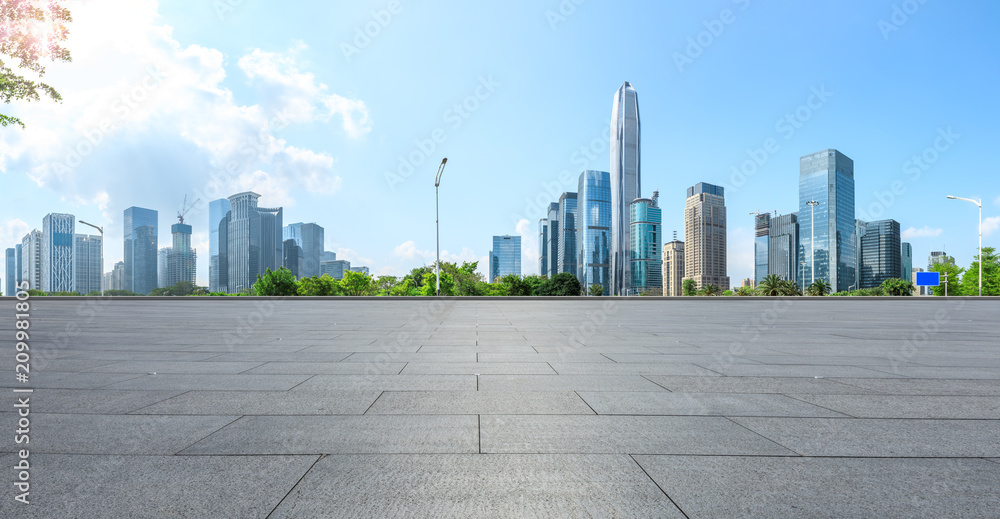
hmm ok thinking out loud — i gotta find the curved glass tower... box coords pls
[610,82,641,296]
[577,170,611,295]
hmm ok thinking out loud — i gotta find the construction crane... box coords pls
[177,195,200,224]
[749,210,779,217]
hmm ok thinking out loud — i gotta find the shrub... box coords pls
[253,267,298,296]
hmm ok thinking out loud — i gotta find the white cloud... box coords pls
[336,248,374,268]
[994,196,1000,206]
[1,219,31,245]
[393,240,427,260]
[983,216,1000,237]
[515,218,538,275]
[902,226,944,239]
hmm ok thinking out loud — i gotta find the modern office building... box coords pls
[662,236,684,297]
[349,266,370,276]
[104,261,125,291]
[21,230,42,291]
[224,192,283,293]
[123,206,158,295]
[321,251,337,263]
[320,259,351,280]
[576,170,611,295]
[854,218,868,286]
[859,219,901,289]
[5,248,15,296]
[14,244,22,290]
[165,223,197,286]
[684,182,729,291]
[754,213,770,285]
[911,267,929,296]
[489,235,521,281]
[283,223,324,278]
[283,239,304,278]
[74,234,102,295]
[901,242,913,284]
[546,202,559,277]
[799,149,856,292]
[258,206,283,273]
[157,248,170,288]
[928,251,952,270]
[557,192,578,276]
[768,213,799,283]
[41,213,75,293]
[209,198,231,293]
[610,81,641,296]
[628,195,661,295]
[538,218,549,277]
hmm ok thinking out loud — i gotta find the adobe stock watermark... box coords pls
[545,0,586,31]
[212,0,247,21]
[673,0,752,73]
[856,127,959,221]
[878,0,931,41]
[50,66,167,179]
[341,1,403,63]
[724,85,833,194]
[384,75,500,191]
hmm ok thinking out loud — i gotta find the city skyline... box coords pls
[1,2,998,287]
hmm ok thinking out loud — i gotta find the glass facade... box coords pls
[320,259,351,280]
[799,150,855,292]
[538,219,549,277]
[767,213,799,283]
[860,219,901,288]
[754,214,770,284]
[283,239,303,278]
[124,206,158,295]
[489,235,521,280]
[576,170,611,295]
[546,202,559,277]
[628,198,661,295]
[557,192,577,276]
[5,247,15,296]
[209,198,231,293]
[166,223,197,286]
[610,81,641,295]
[42,213,76,292]
[21,230,41,291]
[901,242,913,283]
[284,223,324,278]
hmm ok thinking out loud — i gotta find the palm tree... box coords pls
[780,280,802,296]
[700,284,722,296]
[756,274,785,296]
[735,286,754,296]
[807,279,832,296]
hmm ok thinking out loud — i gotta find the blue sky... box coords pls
[3,0,998,286]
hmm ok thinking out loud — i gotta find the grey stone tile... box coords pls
[269,454,684,518]
[0,454,318,519]
[732,417,1000,457]
[294,374,476,391]
[475,353,615,363]
[830,378,1000,395]
[134,390,381,415]
[478,374,668,392]
[604,353,761,365]
[644,375,873,394]
[85,360,264,374]
[298,343,422,353]
[181,415,478,454]
[8,389,183,414]
[0,371,145,390]
[549,362,721,376]
[744,354,923,367]
[367,391,594,415]
[400,362,556,375]
[59,351,225,362]
[533,345,660,354]
[205,352,352,363]
[786,394,1000,419]
[244,362,407,375]
[702,364,903,378]
[480,415,796,455]
[633,455,1000,519]
[342,352,478,363]
[861,366,1000,379]
[578,392,846,417]
[100,373,311,391]
[15,414,237,454]
[416,344,538,353]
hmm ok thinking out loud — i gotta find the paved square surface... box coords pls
[2,297,998,517]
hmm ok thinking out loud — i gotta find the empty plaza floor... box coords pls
[2,297,999,517]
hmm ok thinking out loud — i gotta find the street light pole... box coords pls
[946,196,983,296]
[807,200,819,286]
[434,158,448,297]
[78,220,104,297]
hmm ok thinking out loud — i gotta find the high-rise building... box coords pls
[320,259,351,279]
[859,219,901,289]
[224,192,284,293]
[662,236,684,297]
[74,234,102,295]
[209,198,231,293]
[123,206,158,295]
[557,192,578,276]
[576,170,611,295]
[283,239,304,278]
[321,251,337,263]
[928,251,952,270]
[105,261,125,291]
[768,213,799,283]
[165,223,197,287]
[258,206,283,273]
[901,242,913,284]
[157,248,170,288]
[754,213,770,284]
[15,244,22,290]
[546,202,559,277]
[628,195,661,295]
[538,218,549,277]
[41,213,75,292]
[854,218,868,286]
[349,266,370,276]
[911,267,928,296]
[799,149,856,292]
[21,230,42,291]
[684,183,729,291]
[5,248,15,296]
[489,235,521,281]
[283,223,324,278]
[610,81,641,296]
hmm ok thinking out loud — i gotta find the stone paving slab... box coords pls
[0,389,183,414]
[400,362,557,375]
[633,455,1000,519]
[269,454,685,518]
[180,415,479,455]
[342,352,479,363]
[474,352,615,363]
[84,360,265,374]
[786,394,1000,419]
[366,391,595,415]
[643,375,873,394]
[697,364,904,378]
[244,361,407,375]
[578,391,847,417]
[133,390,382,415]
[100,373,312,391]
[478,374,668,392]
[294,374,476,391]
[549,361,722,376]
[828,378,1000,395]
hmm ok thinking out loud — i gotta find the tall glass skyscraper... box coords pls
[74,234,102,294]
[799,149,856,292]
[859,219,901,288]
[284,223,324,278]
[610,81,641,295]
[546,202,559,277]
[538,218,549,277]
[41,213,76,292]
[165,223,197,286]
[557,192,578,276]
[21,230,41,291]
[123,206,158,295]
[768,213,799,283]
[754,213,770,285]
[225,192,284,293]
[209,198,231,293]
[628,196,662,295]
[576,170,611,295]
[901,242,913,283]
[489,235,521,280]
[5,247,15,296]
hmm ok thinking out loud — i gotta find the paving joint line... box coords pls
[265,454,324,519]
[627,454,690,518]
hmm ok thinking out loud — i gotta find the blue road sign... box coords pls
[916,271,940,286]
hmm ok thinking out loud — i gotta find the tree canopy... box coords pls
[1,0,72,128]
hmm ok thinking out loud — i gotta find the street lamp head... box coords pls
[434,158,448,187]
[806,200,819,207]
[946,196,957,199]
